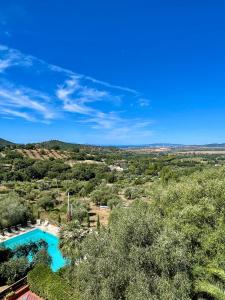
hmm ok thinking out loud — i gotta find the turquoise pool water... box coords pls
[1,229,66,271]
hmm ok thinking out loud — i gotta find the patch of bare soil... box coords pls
[89,202,110,227]
[16,148,69,160]
[31,150,42,159]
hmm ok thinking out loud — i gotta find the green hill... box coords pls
[204,143,225,148]
[0,138,15,147]
[36,140,118,152]
[36,140,80,150]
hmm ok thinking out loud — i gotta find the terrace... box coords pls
[0,277,43,300]
[0,220,60,243]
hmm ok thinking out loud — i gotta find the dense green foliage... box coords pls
[59,167,225,300]
[2,142,225,299]
[0,194,32,229]
[0,138,14,148]
[28,264,78,300]
[0,240,50,285]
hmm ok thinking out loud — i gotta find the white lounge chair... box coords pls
[11,226,18,234]
[36,219,42,226]
[3,230,12,237]
[43,220,49,227]
[18,224,26,232]
[0,234,6,241]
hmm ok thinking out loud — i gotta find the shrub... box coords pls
[0,247,12,263]
[124,187,143,200]
[107,196,122,209]
[28,264,78,300]
[0,194,31,228]
[0,257,30,285]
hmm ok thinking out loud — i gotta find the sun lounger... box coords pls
[3,230,13,237]
[43,220,49,227]
[18,224,26,232]
[36,219,42,226]
[11,226,18,234]
[0,234,6,241]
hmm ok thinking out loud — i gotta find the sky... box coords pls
[0,0,225,145]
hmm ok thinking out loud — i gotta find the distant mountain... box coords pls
[36,140,115,151]
[2,138,225,150]
[36,140,80,150]
[203,143,225,148]
[0,138,15,146]
[120,143,225,149]
[120,143,184,148]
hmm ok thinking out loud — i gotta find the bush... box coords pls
[124,187,143,200]
[107,196,122,209]
[28,264,78,300]
[0,194,31,228]
[0,247,12,263]
[0,257,30,285]
[91,184,119,206]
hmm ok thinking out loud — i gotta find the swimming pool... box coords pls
[1,228,66,271]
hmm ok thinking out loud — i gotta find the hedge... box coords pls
[27,264,79,300]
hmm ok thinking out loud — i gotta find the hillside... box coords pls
[203,143,225,148]
[36,140,80,150]
[0,138,15,146]
[17,148,69,160]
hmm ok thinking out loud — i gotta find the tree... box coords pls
[0,247,12,263]
[160,166,176,184]
[71,200,89,224]
[0,257,30,285]
[0,193,31,228]
[58,214,61,225]
[33,249,52,267]
[65,202,192,300]
[37,192,57,211]
[107,196,121,209]
[124,187,143,200]
[91,184,119,206]
[96,214,100,231]
[0,239,50,285]
[59,221,89,259]
[62,167,225,299]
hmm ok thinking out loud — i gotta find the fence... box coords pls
[0,276,27,299]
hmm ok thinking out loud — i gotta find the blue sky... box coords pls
[0,0,225,145]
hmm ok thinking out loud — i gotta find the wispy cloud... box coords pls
[81,111,121,129]
[0,45,32,72]
[138,98,151,107]
[0,58,12,73]
[85,76,139,94]
[0,82,55,121]
[0,44,153,142]
[56,76,97,115]
[1,108,35,121]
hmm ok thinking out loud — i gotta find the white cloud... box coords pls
[79,87,109,100]
[0,45,32,72]
[0,84,55,121]
[56,76,97,115]
[81,111,122,129]
[86,76,139,95]
[56,76,128,129]
[138,98,150,107]
[0,44,153,139]
[0,58,12,73]
[1,108,35,121]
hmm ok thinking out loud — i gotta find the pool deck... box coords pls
[1,223,60,243]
